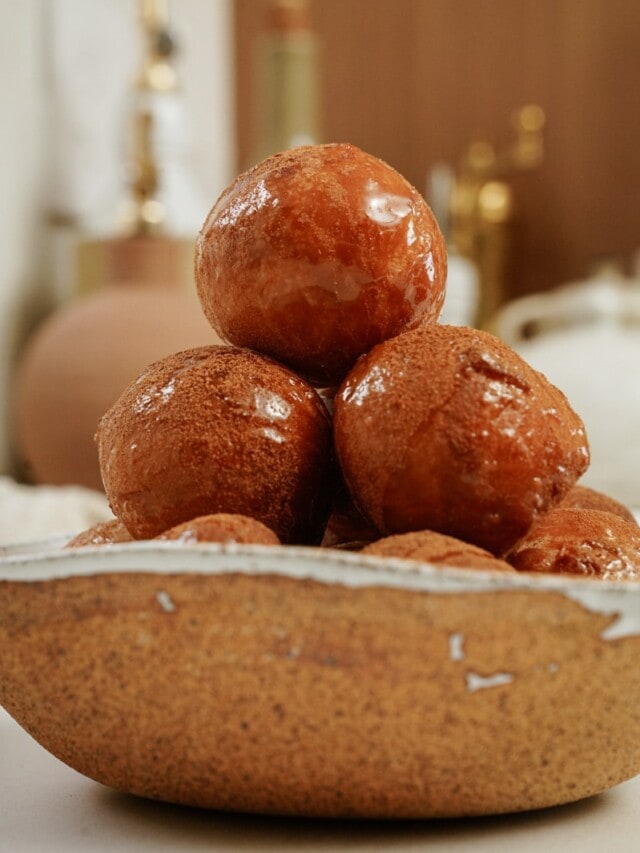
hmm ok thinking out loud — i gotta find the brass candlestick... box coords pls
[75,0,198,294]
[449,105,546,328]
[119,0,176,236]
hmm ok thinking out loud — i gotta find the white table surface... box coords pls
[1,707,639,852]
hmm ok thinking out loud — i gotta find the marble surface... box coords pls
[2,707,639,852]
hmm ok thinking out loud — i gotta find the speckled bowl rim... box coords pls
[0,537,639,642]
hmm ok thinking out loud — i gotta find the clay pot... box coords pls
[0,542,638,817]
[13,285,221,491]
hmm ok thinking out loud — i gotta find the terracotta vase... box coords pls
[13,284,221,491]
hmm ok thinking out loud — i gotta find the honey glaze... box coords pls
[507,508,640,579]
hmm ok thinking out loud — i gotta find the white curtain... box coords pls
[0,0,234,473]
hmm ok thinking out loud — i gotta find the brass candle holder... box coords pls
[75,0,195,295]
[449,105,546,328]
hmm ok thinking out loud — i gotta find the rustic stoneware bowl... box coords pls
[0,539,639,818]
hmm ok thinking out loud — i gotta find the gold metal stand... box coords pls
[74,0,195,294]
[449,105,545,328]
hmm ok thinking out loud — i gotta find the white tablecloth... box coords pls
[1,707,639,852]
[0,476,112,546]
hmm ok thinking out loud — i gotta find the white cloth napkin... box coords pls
[0,477,113,546]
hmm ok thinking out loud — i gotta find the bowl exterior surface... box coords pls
[1,563,639,818]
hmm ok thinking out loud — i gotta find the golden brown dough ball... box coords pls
[155,513,280,545]
[362,530,515,571]
[96,346,333,543]
[66,519,133,548]
[506,508,640,579]
[334,324,590,555]
[195,143,446,385]
[558,484,638,526]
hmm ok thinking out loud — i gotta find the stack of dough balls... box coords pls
[86,142,636,578]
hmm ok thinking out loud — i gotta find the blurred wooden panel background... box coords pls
[233,0,639,299]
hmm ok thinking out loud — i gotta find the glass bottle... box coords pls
[250,0,321,165]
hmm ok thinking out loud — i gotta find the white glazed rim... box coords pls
[0,538,639,640]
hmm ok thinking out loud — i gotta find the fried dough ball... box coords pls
[506,508,640,579]
[334,324,590,555]
[195,143,446,385]
[96,346,333,543]
[361,530,515,572]
[558,485,638,526]
[65,518,133,548]
[155,513,280,545]
[321,474,379,549]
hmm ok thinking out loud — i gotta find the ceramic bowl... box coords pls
[0,539,639,818]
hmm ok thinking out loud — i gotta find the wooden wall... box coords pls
[234,0,640,299]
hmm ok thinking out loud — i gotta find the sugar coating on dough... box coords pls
[558,484,638,526]
[362,530,515,572]
[156,513,280,545]
[66,518,133,548]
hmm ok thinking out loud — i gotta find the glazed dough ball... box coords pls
[155,513,280,545]
[321,473,379,549]
[361,530,515,572]
[96,346,333,543]
[506,508,640,579]
[66,519,133,548]
[195,143,446,385]
[333,324,590,555]
[558,484,638,526]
